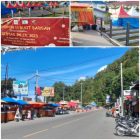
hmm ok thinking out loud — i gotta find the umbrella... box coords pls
[6,2,14,17]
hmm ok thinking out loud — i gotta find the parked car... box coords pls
[56,108,69,115]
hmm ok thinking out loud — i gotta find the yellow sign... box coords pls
[42,87,54,97]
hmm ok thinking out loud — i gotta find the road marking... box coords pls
[23,113,93,138]
[52,118,82,128]
[23,128,48,138]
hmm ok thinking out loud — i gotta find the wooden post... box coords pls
[126,22,130,46]
[110,19,112,38]
[100,18,103,36]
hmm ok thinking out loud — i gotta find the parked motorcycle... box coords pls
[115,116,139,137]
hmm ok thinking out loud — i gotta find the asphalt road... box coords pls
[1,109,138,139]
[72,30,113,46]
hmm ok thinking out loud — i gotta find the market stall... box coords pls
[71,2,95,28]
[111,5,139,29]
[1,97,29,122]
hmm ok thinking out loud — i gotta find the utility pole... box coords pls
[63,86,65,101]
[80,82,83,107]
[4,64,8,97]
[35,70,39,102]
[121,63,124,116]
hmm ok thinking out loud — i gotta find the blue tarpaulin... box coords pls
[1,3,17,16]
[2,97,28,105]
[90,101,97,106]
[16,100,29,105]
[2,97,18,104]
[112,17,139,29]
[48,103,60,107]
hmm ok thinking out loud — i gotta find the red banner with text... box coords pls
[1,17,70,46]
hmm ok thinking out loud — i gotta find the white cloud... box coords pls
[97,65,107,73]
[78,76,86,81]
[40,62,98,77]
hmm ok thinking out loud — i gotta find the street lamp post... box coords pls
[35,70,39,102]
[63,86,65,101]
[80,82,83,107]
[121,63,124,116]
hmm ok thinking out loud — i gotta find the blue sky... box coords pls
[1,47,129,99]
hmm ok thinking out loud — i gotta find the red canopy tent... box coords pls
[26,2,32,8]
[20,2,26,8]
[37,2,42,7]
[68,101,77,107]
[13,2,21,8]
[49,2,54,7]
[6,3,15,18]
[111,5,129,18]
[32,2,39,7]
[53,2,59,8]
[7,2,14,9]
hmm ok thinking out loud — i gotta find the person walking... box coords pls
[21,109,26,121]
[31,108,35,120]
[27,110,31,120]
[15,107,21,122]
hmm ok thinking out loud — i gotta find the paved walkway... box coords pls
[72,30,113,46]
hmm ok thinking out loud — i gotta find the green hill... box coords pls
[52,48,139,106]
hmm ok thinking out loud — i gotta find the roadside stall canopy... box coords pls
[2,97,29,105]
[68,101,77,107]
[59,101,68,105]
[15,99,29,105]
[111,5,139,29]
[47,103,60,107]
[28,101,46,108]
[1,99,7,104]
[71,3,95,25]
[2,97,18,104]
[90,101,97,106]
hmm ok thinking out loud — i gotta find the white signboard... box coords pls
[123,90,131,96]
[13,81,28,96]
